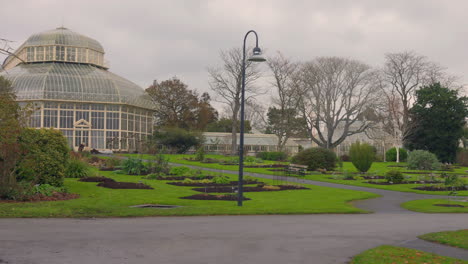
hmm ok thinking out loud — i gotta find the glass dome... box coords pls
[1,63,153,109]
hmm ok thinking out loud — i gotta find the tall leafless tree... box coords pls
[267,52,302,151]
[381,51,457,154]
[207,47,263,155]
[297,57,380,149]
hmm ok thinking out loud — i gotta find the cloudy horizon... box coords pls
[2,0,468,113]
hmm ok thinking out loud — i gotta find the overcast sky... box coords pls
[2,0,468,112]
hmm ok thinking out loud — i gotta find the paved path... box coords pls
[0,162,466,264]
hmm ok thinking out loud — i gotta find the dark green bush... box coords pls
[291,148,336,171]
[122,157,147,175]
[385,170,404,183]
[152,127,204,154]
[407,150,441,170]
[256,151,288,161]
[385,147,408,162]
[16,128,70,187]
[65,158,90,178]
[349,142,375,173]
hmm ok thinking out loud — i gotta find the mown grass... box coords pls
[419,230,468,250]
[402,199,468,213]
[350,245,468,264]
[120,153,468,196]
[0,169,379,218]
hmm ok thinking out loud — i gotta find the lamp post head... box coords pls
[248,46,266,62]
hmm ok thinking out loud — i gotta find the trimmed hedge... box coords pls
[349,142,374,173]
[256,151,287,161]
[291,148,336,171]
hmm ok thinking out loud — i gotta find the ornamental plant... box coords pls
[385,147,408,162]
[385,170,404,184]
[407,150,441,170]
[291,147,336,171]
[349,142,375,173]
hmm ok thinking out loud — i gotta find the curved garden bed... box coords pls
[192,185,309,193]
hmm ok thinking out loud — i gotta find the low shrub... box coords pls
[407,150,441,170]
[33,184,66,196]
[170,166,191,176]
[349,142,375,173]
[444,174,465,188]
[104,157,122,169]
[212,176,230,184]
[385,147,408,162]
[65,159,90,178]
[385,170,404,183]
[195,146,205,161]
[291,148,336,171]
[122,157,147,175]
[256,151,288,161]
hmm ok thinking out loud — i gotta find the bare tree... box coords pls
[266,52,303,151]
[208,47,263,155]
[382,51,457,134]
[244,99,266,132]
[297,57,380,149]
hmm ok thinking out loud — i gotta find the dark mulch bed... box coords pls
[98,167,120,171]
[0,192,80,203]
[434,204,466,208]
[180,194,250,201]
[387,165,407,168]
[366,180,443,185]
[97,181,153,189]
[192,185,309,193]
[79,176,116,182]
[244,164,288,168]
[362,176,385,180]
[166,180,262,187]
[412,186,467,191]
[154,176,215,181]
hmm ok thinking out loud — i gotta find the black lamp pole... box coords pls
[238,30,265,206]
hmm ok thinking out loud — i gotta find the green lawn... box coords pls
[350,245,468,264]
[402,199,468,213]
[419,230,468,250]
[120,154,468,196]
[0,169,379,218]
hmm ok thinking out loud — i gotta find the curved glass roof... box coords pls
[24,27,104,53]
[0,62,153,110]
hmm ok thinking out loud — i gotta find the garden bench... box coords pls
[287,164,308,177]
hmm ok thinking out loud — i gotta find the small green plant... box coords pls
[353,176,364,181]
[212,176,230,184]
[343,170,354,180]
[147,152,170,174]
[349,142,375,173]
[33,184,66,196]
[256,151,287,161]
[144,173,159,179]
[407,150,441,170]
[170,166,191,176]
[122,157,147,175]
[244,176,257,182]
[198,179,212,184]
[189,169,204,178]
[195,146,205,161]
[65,159,90,178]
[104,157,122,169]
[385,170,404,184]
[182,178,195,184]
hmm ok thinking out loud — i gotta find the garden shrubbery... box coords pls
[122,157,147,175]
[65,158,90,178]
[385,147,408,162]
[385,170,404,183]
[256,151,288,161]
[349,142,375,173]
[17,128,70,187]
[407,150,441,170]
[291,147,336,171]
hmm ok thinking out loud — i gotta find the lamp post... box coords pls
[238,30,266,206]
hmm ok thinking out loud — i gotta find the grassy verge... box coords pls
[0,169,379,218]
[401,199,468,213]
[419,230,468,250]
[350,245,468,264]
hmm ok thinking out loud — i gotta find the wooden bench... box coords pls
[287,164,308,177]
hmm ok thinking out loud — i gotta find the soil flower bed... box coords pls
[166,180,262,187]
[97,181,153,189]
[434,204,466,208]
[79,176,116,182]
[412,185,467,191]
[366,180,442,185]
[0,192,80,203]
[192,185,309,193]
[180,193,251,201]
[154,176,215,181]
